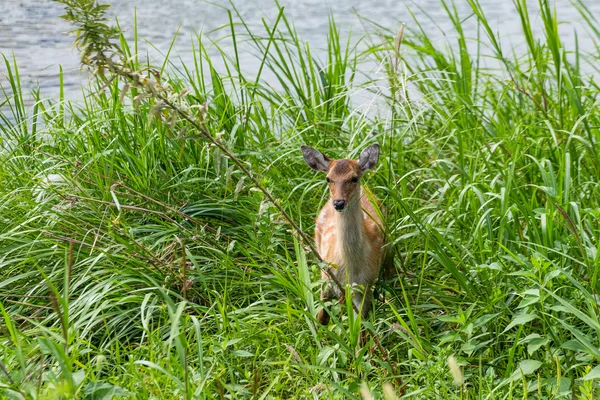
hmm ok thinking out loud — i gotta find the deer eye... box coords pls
[326,177,331,183]
[351,177,358,183]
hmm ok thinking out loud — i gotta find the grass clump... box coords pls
[2,0,600,398]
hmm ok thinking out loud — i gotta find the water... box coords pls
[1,0,599,105]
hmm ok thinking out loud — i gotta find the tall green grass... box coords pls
[2,0,600,398]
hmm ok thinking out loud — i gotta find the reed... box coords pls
[1,0,600,397]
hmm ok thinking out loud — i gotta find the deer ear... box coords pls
[301,146,330,172]
[358,144,380,171]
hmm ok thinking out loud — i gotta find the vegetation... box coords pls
[2,0,600,397]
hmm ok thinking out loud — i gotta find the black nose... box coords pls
[333,200,346,211]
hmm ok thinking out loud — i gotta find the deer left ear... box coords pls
[358,144,380,171]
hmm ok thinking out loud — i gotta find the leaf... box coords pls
[580,365,600,381]
[438,332,461,345]
[317,346,336,366]
[222,338,243,348]
[231,350,253,358]
[473,313,501,329]
[517,296,540,309]
[544,269,561,283]
[519,333,542,343]
[517,289,540,309]
[545,376,572,394]
[518,360,543,375]
[503,313,537,333]
[233,175,246,202]
[545,289,600,332]
[527,338,548,355]
[438,315,463,323]
[2,390,25,400]
[83,381,130,400]
[561,340,586,352]
[553,318,600,360]
[461,341,476,355]
[518,333,548,355]
[507,360,543,383]
[134,361,183,388]
[72,369,86,390]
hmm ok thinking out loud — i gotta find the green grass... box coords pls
[2,0,600,398]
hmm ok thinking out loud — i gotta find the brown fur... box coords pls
[301,145,386,325]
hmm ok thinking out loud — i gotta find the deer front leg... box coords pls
[316,282,334,325]
[317,266,344,325]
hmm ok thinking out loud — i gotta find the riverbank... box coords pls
[2,0,600,398]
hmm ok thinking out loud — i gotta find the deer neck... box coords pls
[334,188,367,267]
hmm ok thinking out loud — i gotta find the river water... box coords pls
[1,0,599,106]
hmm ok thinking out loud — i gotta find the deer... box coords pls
[301,143,387,326]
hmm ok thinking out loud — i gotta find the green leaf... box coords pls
[317,346,336,366]
[553,318,600,360]
[517,289,540,309]
[438,315,463,323]
[507,360,543,383]
[517,296,539,309]
[526,337,548,355]
[517,360,543,375]
[561,340,586,352]
[231,350,254,358]
[473,313,501,329]
[72,369,86,390]
[580,365,600,381]
[2,390,25,400]
[83,382,130,400]
[503,313,537,333]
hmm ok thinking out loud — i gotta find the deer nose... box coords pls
[333,200,346,211]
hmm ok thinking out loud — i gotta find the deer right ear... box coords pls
[301,146,330,172]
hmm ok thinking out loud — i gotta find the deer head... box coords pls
[301,144,380,212]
